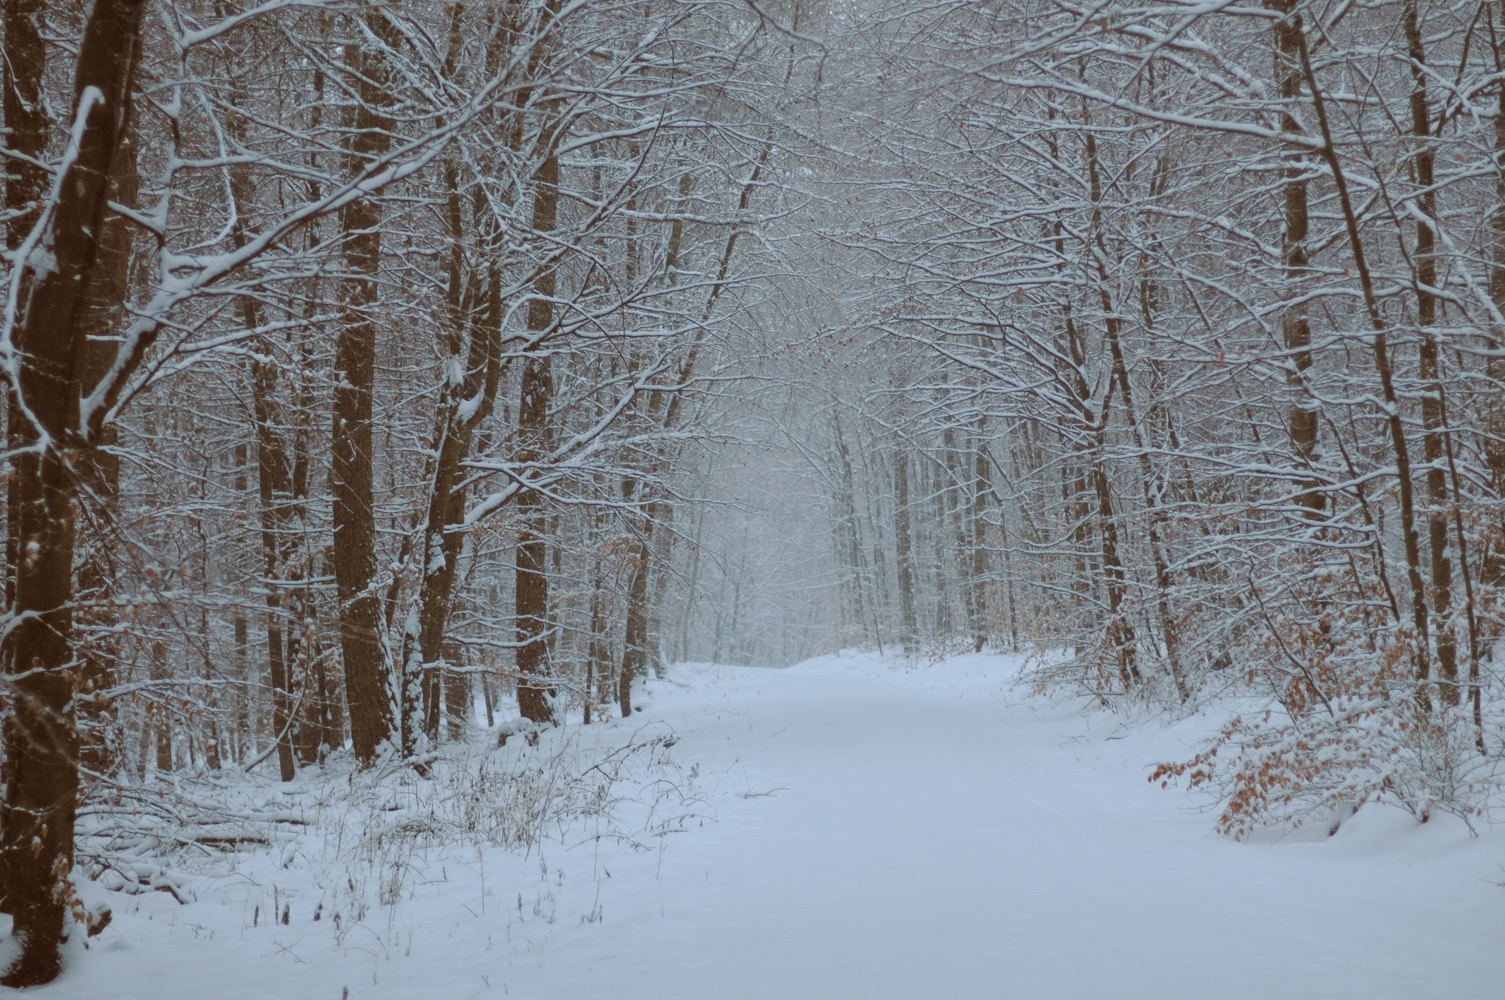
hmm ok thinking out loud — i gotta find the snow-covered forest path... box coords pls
[567,655,1499,1000]
[53,654,1502,1000]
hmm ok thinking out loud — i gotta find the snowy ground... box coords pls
[29,651,1504,999]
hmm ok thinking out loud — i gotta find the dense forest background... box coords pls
[4,0,1505,986]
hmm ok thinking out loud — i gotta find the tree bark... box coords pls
[1296,24,1434,709]
[0,0,44,629]
[75,83,139,776]
[969,418,992,652]
[332,21,400,763]
[251,359,300,781]
[0,0,147,984]
[515,149,560,725]
[150,640,173,773]
[1270,0,1323,517]
[894,449,917,654]
[1486,9,1505,595]
[414,149,505,739]
[1064,306,1139,689]
[619,513,654,717]
[1405,0,1459,708]
[831,412,869,633]
[1085,134,1185,699]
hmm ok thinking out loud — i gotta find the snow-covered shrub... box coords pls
[275,721,700,947]
[73,718,702,951]
[1152,699,1503,838]
[1148,561,1505,838]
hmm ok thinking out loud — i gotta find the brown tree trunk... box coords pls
[1085,134,1185,699]
[1476,2,1505,746]
[1296,26,1434,709]
[221,27,305,776]
[1405,0,1459,708]
[332,23,400,763]
[442,640,469,740]
[0,0,44,625]
[75,118,138,775]
[233,612,250,762]
[410,9,515,741]
[414,151,505,739]
[587,575,612,717]
[894,449,918,654]
[151,640,173,773]
[1091,459,1139,689]
[1486,33,1505,593]
[1063,455,1096,634]
[251,359,299,781]
[1064,306,1139,689]
[515,150,561,725]
[1270,0,1323,516]
[619,516,654,718]
[970,420,992,652]
[0,0,147,984]
[831,413,869,633]
[646,506,678,667]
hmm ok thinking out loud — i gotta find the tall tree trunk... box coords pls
[1090,457,1138,690]
[587,575,611,717]
[442,639,469,740]
[515,149,560,725]
[1064,307,1139,689]
[1063,453,1096,634]
[251,360,299,781]
[619,512,655,717]
[413,9,511,741]
[1486,9,1505,595]
[1405,0,1459,708]
[647,507,677,668]
[1085,135,1186,699]
[894,449,917,654]
[831,412,868,632]
[969,419,992,652]
[0,0,147,984]
[222,23,306,776]
[151,640,173,773]
[1296,26,1434,709]
[415,162,505,738]
[75,118,138,775]
[0,0,44,624]
[332,22,400,763]
[1475,1,1505,745]
[233,611,250,762]
[1270,0,1323,517]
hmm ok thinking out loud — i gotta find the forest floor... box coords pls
[29,651,1504,999]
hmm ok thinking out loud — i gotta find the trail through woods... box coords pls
[38,653,1503,999]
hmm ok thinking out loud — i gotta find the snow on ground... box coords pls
[29,650,1504,999]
